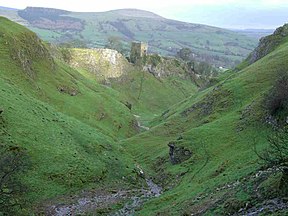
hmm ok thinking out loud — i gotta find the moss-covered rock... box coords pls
[248,24,288,64]
[142,54,190,79]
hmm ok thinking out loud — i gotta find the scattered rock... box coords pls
[237,198,288,216]
[181,85,231,117]
[57,86,79,96]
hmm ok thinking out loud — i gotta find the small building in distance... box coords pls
[130,41,148,63]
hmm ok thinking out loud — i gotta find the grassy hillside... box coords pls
[1,16,287,215]
[121,28,288,215]
[0,16,148,213]
[0,7,258,68]
[0,17,201,214]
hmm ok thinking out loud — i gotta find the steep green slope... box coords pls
[0,78,135,205]
[0,16,138,139]
[0,16,141,213]
[121,28,288,215]
[0,7,258,68]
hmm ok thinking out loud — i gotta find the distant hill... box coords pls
[0,6,258,67]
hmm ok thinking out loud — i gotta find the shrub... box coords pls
[265,72,288,117]
[256,128,288,167]
[254,128,288,197]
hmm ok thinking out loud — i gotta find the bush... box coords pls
[257,128,288,167]
[255,128,288,198]
[265,72,288,117]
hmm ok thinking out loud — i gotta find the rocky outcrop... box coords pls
[142,54,189,79]
[57,85,79,96]
[8,31,55,78]
[168,141,192,164]
[69,48,130,81]
[248,24,288,64]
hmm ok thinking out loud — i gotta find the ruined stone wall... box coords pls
[130,42,148,63]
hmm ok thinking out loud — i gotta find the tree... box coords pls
[253,128,288,198]
[255,128,288,167]
[177,48,192,61]
[265,72,288,117]
[105,36,124,54]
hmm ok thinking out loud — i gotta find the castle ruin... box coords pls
[130,41,148,63]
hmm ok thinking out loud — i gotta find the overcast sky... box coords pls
[1,0,287,29]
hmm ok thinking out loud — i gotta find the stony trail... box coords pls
[47,178,162,216]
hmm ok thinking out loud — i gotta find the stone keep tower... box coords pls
[130,41,148,63]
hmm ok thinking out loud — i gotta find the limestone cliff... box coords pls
[69,48,130,81]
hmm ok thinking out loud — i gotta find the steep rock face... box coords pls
[248,24,288,64]
[142,54,207,87]
[69,48,130,81]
